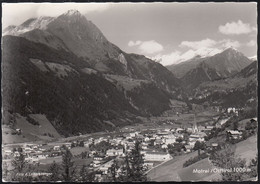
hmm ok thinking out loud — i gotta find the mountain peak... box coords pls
[63,9,82,16]
[223,46,239,53]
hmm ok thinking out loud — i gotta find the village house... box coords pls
[88,151,96,157]
[15,129,22,135]
[189,132,206,143]
[94,139,102,145]
[3,148,12,156]
[144,151,172,161]
[164,136,176,145]
[174,133,184,139]
[210,143,219,150]
[144,162,154,169]
[161,144,168,149]
[184,144,193,153]
[125,141,135,149]
[94,174,102,182]
[141,142,149,149]
[144,137,150,142]
[53,145,60,151]
[154,139,163,145]
[94,156,105,161]
[128,132,136,138]
[227,107,239,116]
[24,147,33,154]
[99,160,114,174]
[13,151,21,157]
[198,125,206,132]
[106,148,123,157]
[204,125,214,132]
[156,131,169,137]
[226,130,242,139]
[250,118,257,123]
[186,127,193,133]
[93,156,105,167]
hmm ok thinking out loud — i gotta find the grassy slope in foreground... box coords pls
[147,134,257,181]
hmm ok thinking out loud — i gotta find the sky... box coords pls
[2,3,257,66]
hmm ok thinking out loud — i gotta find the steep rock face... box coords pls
[3,10,181,93]
[125,54,181,93]
[46,10,119,60]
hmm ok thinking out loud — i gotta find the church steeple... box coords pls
[192,114,198,133]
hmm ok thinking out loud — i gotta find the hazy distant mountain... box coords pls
[203,48,253,77]
[176,48,253,91]
[2,10,181,136]
[166,55,208,78]
[167,47,252,79]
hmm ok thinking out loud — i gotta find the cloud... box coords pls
[128,40,164,54]
[246,40,257,47]
[220,39,241,48]
[219,20,255,35]
[152,51,182,66]
[128,40,141,47]
[179,38,217,50]
[180,38,241,50]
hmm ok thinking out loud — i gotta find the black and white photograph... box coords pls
[1,2,258,182]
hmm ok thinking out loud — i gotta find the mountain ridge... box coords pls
[167,47,253,79]
[2,10,182,136]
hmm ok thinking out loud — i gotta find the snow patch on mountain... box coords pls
[3,16,54,36]
[249,55,257,61]
[64,9,82,16]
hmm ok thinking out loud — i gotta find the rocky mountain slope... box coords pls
[2,10,181,137]
[167,48,252,80]
[190,61,257,108]
[178,48,253,91]
[167,55,209,78]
